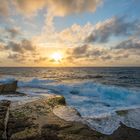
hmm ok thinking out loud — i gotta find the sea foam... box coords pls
[0,77,140,134]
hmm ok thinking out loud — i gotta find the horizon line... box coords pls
[0,66,140,68]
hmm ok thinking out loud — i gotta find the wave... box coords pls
[0,77,16,84]
[0,77,140,134]
[85,107,140,134]
[18,78,140,107]
[18,78,56,87]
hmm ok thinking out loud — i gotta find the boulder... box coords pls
[0,85,4,93]
[47,95,66,107]
[0,81,17,94]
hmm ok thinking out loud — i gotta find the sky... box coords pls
[0,0,140,67]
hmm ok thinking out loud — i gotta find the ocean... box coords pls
[0,67,140,134]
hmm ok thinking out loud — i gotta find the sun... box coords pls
[51,52,63,63]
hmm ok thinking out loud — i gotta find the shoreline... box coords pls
[0,81,140,139]
[0,93,140,140]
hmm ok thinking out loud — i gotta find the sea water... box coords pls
[0,67,140,134]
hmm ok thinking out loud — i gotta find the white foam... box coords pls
[85,114,121,135]
[1,77,140,134]
[121,108,140,130]
[53,105,82,122]
[18,78,56,88]
[0,78,16,84]
[0,95,40,107]
[82,107,140,135]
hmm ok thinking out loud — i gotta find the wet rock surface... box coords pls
[0,95,140,140]
[0,81,18,94]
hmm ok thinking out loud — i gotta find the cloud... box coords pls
[67,44,106,60]
[16,15,139,65]
[5,39,36,53]
[65,44,112,66]
[109,38,140,61]
[13,0,102,16]
[0,43,5,50]
[41,16,139,48]
[114,38,140,50]
[34,56,48,63]
[8,53,47,63]
[113,53,129,60]
[47,0,102,16]
[0,27,21,42]
[1,39,48,63]
[13,0,102,41]
[72,44,89,56]
[65,37,140,65]
[101,55,112,60]
[6,27,20,38]
[0,0,9,16]
[58,23,93,44]
[8,53,25,62]
[85,16,138,43]
[13,0,46,15]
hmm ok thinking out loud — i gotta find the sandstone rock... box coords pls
[0,96,140,140]
[6,96,103,140]
[10,127,40,140]
[116,110,128,116]
[0,81,17,94]
[107,123,140,140]
[47,95,66,107]
[0,100,11,140]
[0,85,4,93]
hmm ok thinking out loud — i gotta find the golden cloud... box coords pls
[0,0,9,16]
[13,0,102,16]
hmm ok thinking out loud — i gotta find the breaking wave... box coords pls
[1,77,140,134]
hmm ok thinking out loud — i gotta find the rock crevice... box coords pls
[0,100,11,140]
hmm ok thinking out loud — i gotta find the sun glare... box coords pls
[51,52,63,63]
